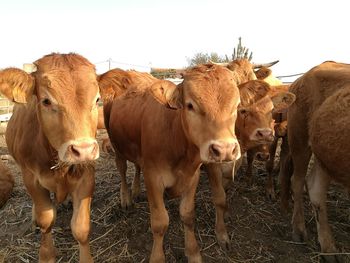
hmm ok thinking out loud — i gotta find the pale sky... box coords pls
[1,0,349,81]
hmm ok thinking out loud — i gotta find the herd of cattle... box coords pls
[0,53,348,263]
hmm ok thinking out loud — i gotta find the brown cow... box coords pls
[281,61,350,261]
[105,64,241,262]
[0,160,14,208]
[205,80,296,249]
[98,68,158,207]
[1,53,101,263]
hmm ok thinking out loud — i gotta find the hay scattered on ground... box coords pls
[0,134,349,263]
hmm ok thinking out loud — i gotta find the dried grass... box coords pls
[0,134,349,263]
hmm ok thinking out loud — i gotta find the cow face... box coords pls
[0,53,100,164]
[236,80,295,151]
[151,64,241,163]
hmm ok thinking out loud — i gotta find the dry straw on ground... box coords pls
[0,132,349,263]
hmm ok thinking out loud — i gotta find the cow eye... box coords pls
[238,109,247,115]
[42,98,51,107]
[186,103,194,111]
[96,97,101,104]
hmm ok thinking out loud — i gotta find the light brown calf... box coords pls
[206,80,296,249]
[1,53,101,263]
[281,61,350,261]
[105,64,241,262]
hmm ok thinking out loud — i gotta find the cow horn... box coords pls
[252,60,279,69]
[23,63,37,73]
[209,61,230,66]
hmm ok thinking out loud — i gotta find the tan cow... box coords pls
[98,68,158,207]
[1,53,101,263]
[281,61,350,261]
[0,160,14,208]
[105,64,241,262]
[205,80,296,249]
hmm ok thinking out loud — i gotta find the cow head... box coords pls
[0,53,100,164]
[151,64,241,163]
[236,80,295,151]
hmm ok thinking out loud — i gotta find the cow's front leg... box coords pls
[206,163,230,251]
[180,169,202,263]
[70,169,95,263]
[144,168,168,263]
[23,170,56,263]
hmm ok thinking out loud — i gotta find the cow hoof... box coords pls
[120,200,133,210]
[218,239,231,251]
[188,253,203,263]
[217,233,231,251]
[292,230,307,243]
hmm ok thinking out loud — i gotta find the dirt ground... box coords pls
[0,131,349,263]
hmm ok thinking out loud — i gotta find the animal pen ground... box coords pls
[0,130,349,263]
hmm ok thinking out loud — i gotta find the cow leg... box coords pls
[279,136,293,213]
[131,164,141,200]
[115,152,132,209]
[144,168,168,263]
[23,171,56,263]
[206,163,230,250]
[180,169,202,263]
[70,170,95,263]
[179,170,202,262]
[265,139,278,200]
[245,149,255,186]
[307,158,339,262]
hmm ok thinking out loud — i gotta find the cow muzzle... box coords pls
[59,139,99,163]
[250,128,274,143]
[207,140,241,163]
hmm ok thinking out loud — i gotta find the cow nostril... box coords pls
[70,145,81,157]
[209,144,221,158]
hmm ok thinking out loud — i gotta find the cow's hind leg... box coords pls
[265,139,278,200]
[23,170,56,263]
[206,163,230,251]
[70,168,95,263]
[180,169,202,262]
[307,158,341,262]
[115,151,132,209]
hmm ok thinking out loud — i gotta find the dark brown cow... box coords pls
[105,64,241,262]
[1,53,101,263]
[0,160,13,208]
[281,61,350,260]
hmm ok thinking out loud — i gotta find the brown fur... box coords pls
[105,64,241,262]
[282,61,350,257]
[0,160,14,208]
[2,53,101,263]
[98,68,157,102]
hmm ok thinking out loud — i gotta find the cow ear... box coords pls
[271,92,296,113]
[150,80,182,109]
[0,68,35,103]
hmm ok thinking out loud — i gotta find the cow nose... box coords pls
[255,129,274,142]
[209,141,240,162]
[68,141,99,162]
[256,152,270,161]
